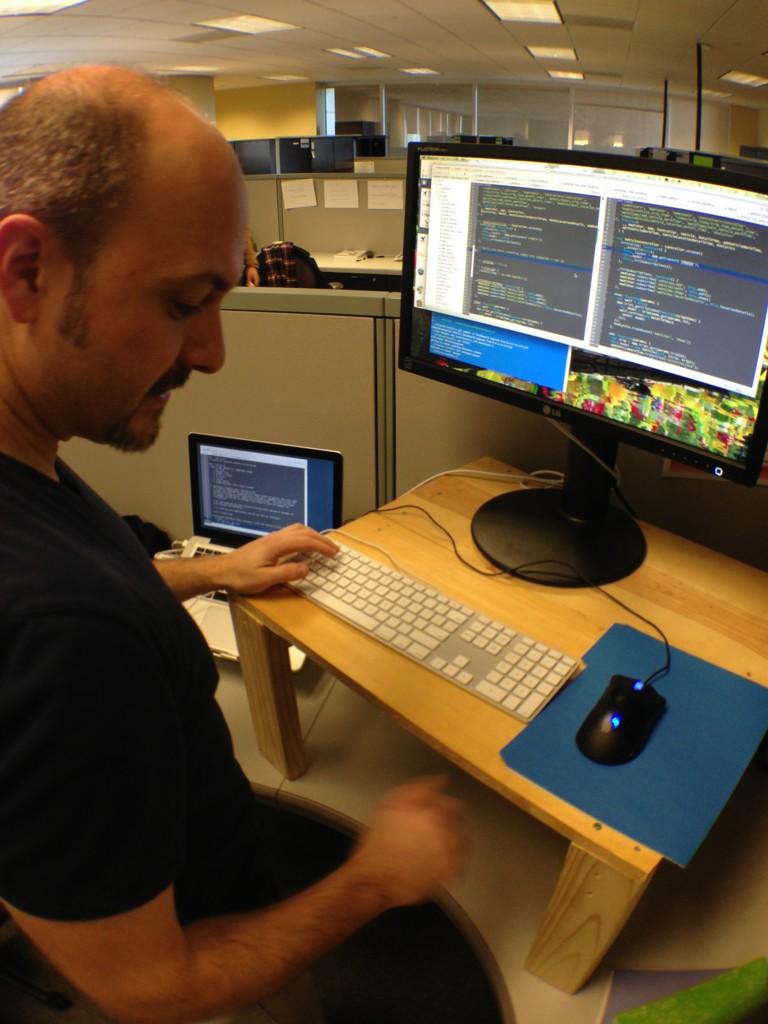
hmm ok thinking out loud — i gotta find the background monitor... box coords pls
[277,137,313,174]
[231,138,277,175]
[398,142,768,586]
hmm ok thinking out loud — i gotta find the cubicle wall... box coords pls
[60,290,768,572]
[61,291,387,543]
[244,169,405,256]
[243,177,282,250]
[281,175,404,255]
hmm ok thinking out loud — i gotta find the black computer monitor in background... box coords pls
[230,138,277,175]
[278,137,313,174]
[311,136,355,173]
[398,142,768,586]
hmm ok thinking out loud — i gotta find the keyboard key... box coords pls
[518,692,547,719]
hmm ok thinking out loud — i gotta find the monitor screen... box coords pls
[398,142,768,586]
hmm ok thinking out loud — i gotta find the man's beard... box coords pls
[57,276,190,452]
[101,364,190,453]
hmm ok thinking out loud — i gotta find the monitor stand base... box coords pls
[471,488,646,587]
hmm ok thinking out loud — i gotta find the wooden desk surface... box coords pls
[235,457,768,990]
[241,458,768,872]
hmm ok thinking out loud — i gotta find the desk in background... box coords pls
[231,458,768,993]
[314,251,402,291]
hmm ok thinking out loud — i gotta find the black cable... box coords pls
[369,505,671,689]
[512,558,671,687]
[610,477,639,520]
[361,504,507,577]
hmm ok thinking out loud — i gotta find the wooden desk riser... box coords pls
[232,457,768,994]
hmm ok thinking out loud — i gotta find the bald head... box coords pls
[0,65,238,268]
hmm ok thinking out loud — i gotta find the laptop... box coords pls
[181,433,343,664]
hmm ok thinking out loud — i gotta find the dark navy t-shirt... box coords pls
[0,453,275,922]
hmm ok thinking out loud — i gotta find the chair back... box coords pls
[257,242,328,288]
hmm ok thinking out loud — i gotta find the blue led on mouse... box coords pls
[575,673,667,765]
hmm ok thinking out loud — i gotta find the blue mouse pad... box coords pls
[500,624,768,866]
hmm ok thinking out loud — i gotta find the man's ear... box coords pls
[0,214,50,323]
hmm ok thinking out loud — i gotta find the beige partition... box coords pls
[244,176,281,249]
[61,290,387,542]
[281,174,404,255]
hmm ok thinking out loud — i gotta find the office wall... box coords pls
[166,75,217,123]
[667,95,730,152]
[335,87,381,125]
[729,105,759,155]
[216,83,317,140]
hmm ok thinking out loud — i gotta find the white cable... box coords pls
[398,465,563,497]
[323,527,410,574]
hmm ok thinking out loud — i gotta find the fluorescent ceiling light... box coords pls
[573,131,590,146]
[548,70,583,79]
[400,67,439,75]
[527,45,576,60]
[326,47,366,59]
[195,15,298,35]
[0,0,86,12]
[263,74,308,81]
[162,66,225,75]
[354,46,391,58]
[702,88,730,98]
[480,1,561,24]
[720,70,768,87]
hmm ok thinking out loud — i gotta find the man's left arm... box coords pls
[154,523,338,602]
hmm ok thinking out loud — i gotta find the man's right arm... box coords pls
[4,776,465,1024]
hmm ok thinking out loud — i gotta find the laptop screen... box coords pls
[188,434,343,547]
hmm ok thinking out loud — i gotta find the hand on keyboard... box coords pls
[220,524,339,596]
[289,542,578,722]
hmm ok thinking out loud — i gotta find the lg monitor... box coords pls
[398,142,768,586]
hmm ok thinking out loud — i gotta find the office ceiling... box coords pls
[1,0,767,109]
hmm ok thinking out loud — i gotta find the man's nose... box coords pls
[181,312,225,375]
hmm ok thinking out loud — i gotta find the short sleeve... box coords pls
[0,611,186,921]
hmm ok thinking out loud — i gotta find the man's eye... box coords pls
[171,300,202,319]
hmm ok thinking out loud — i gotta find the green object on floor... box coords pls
[615,957,768,1023]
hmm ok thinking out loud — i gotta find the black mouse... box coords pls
[575,674,667,765]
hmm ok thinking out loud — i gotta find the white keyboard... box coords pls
[288,542,579,721]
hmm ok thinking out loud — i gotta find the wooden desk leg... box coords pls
[524,842,656,993]
[230,602,308,780]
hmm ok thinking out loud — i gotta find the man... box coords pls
[243,232,260,286]
[0,66,465,1023]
